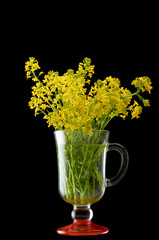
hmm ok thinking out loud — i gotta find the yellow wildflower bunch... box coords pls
[131,77,152,94]
[25,57,152,135]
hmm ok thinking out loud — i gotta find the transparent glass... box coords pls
[54,130,129,236]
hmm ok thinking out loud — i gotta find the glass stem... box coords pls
[71,205,93,222]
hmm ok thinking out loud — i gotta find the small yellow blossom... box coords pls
[130,101,143,119]
[142,99,150,107]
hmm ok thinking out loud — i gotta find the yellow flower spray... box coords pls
[25,57,153,203]
[25,57,152,135]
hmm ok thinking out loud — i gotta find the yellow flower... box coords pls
[25,57,152,135]
[130,101,142,119]
[143,99,150,107]
[132,105,142,119]
[131,76,152,94]
[25,57,40,79]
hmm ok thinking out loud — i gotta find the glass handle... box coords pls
[106,143,129,187]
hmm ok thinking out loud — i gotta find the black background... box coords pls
[22,3,159,240]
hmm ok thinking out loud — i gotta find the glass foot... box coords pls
[57,220,109,236]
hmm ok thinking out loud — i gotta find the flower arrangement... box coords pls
[25,57,152,135]
[25,57,152,204]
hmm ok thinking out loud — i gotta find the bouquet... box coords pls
[25,57,152,135]
[25,57,152,204]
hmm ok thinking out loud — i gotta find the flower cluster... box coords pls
[131,77,152,94]
[25,57,152,135]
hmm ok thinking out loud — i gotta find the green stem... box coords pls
[65,132,106,203]
[121,89,140,99]
[102,117,112,129]
[78,136,91,179]
[67,157,77,200]
[38,107,49,117]
[82,144,99,197]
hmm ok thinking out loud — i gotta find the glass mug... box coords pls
[54,130,129,236]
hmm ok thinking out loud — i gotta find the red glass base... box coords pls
[57,220,109,236]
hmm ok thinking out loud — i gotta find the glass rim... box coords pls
[54,129,110,134]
